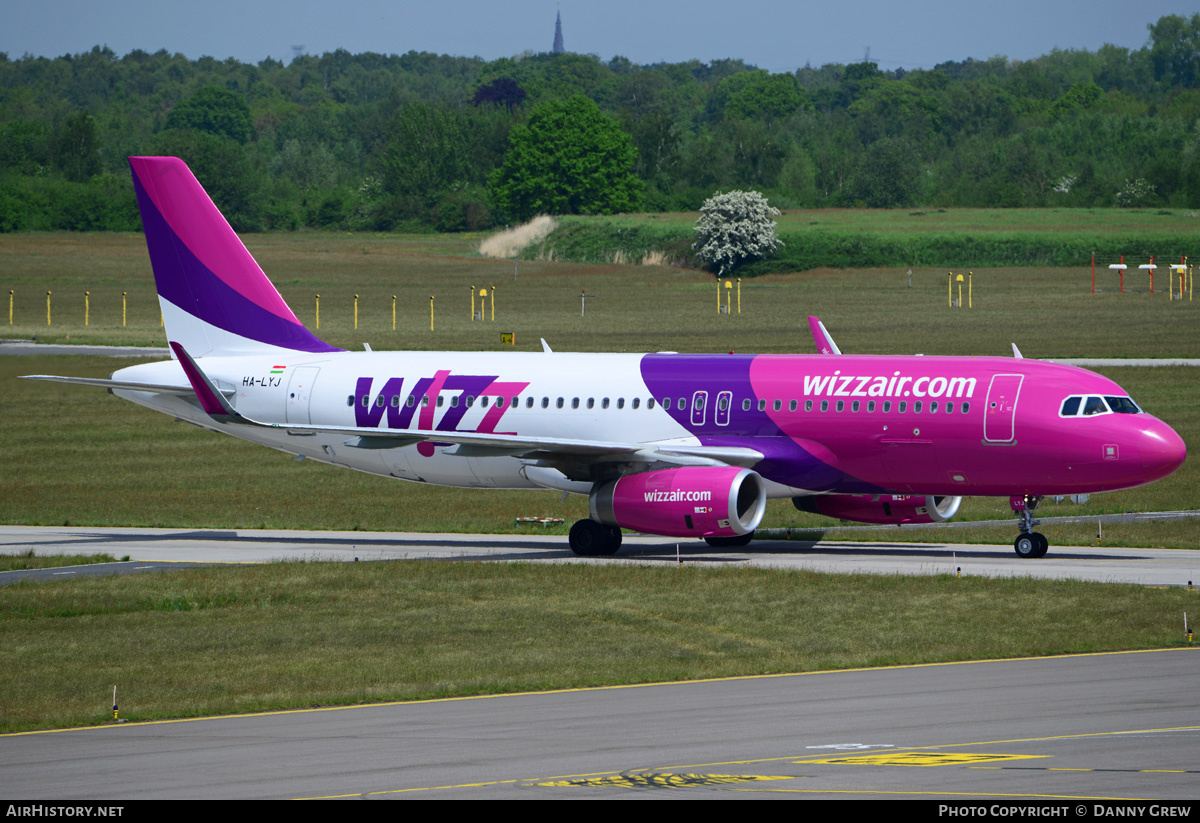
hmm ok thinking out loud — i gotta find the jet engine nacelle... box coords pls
[590,466,767,538]
[793,494,962,525]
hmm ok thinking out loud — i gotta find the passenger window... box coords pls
[586,398,594,409]
[945,402,953,414]
[541,397,549,409]
[391,395,400,408]
[450,395,459,408]
[914,401,922,413]
[1060,396,1081,416]
[634,398,641,409]
[662,397,671,409]
[820,400,829,412]
[788,400,797,412]
[773,399,782,411]
[758,399,766,411]
[961,402,970,414]
[836,400,844,412]
[882,401,891,413]
[851,400,860,412]
[677,398,686,411]
[805,400,813,412]
[422,395,430,407]
[866,400,875,413]
[929,401,938,413]
[556,398,564,409]
[571,398,579,409]
[437,396,444,407]
[898,401,907,413]
[617,398,625,409]
[601,398,609,409]
[743,398,752,411]
[347,395,354,407]
[407,395,416,408]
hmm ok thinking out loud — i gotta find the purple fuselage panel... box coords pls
[639,353,870,492]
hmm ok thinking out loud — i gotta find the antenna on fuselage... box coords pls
[1012,343,1024,359]
[541,338,553,353]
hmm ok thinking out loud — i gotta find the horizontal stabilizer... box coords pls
[20,374,233,398]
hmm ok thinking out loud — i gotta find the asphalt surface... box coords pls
[1,648,1196,799]
[3,525,1200,587]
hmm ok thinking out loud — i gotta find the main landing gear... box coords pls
[568,519,623,557]
[1010,495,1048,558]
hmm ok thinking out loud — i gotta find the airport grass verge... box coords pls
[522,210,1197,274]
[0,551,120,571]
[0,561,1194,733]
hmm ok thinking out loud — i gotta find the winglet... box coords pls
[808,316,842,355]
[169,341,243,423]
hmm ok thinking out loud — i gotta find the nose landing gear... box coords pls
[1011,495,1048,558]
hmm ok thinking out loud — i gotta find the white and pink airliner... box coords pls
[26,158,1187,558]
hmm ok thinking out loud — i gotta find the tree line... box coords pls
[2,12,1199,233]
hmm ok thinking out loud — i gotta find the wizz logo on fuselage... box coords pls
[353,371,530,453]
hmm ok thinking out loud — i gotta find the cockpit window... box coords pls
[1104,396,1141,414]
[1060,396,1081,416]
[1081,396,1108,416]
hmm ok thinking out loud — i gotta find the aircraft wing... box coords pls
[165,342,764,472]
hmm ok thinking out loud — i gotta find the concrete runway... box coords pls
[1,649,1196,799]
[2,525,1199,588]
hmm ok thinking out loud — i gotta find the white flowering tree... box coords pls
[693,190,782,276]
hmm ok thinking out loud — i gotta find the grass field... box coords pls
[0,561,1194,734]
[2,227,1198,733]
[3,230,1198,357]
[2,230,1197,544]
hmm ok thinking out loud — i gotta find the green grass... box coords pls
[2,229,1197,545]
[0,551,120,571]
[2,229,1198,734]
[4,230,1199,357]
[529,210,1200,272]
[0,561,1193,733]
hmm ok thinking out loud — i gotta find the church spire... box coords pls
[553,8,565,53]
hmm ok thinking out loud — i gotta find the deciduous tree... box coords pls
[693,190,782,276]
[490,95,640,220]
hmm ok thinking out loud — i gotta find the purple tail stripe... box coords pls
[130,158,340,353]
[129,157,294,320]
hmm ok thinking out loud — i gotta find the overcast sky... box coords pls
[1,0,1193,72]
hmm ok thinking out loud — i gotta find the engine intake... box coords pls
[591,467,766,538]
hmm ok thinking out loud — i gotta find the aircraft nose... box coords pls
[1140,419,1187,482]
